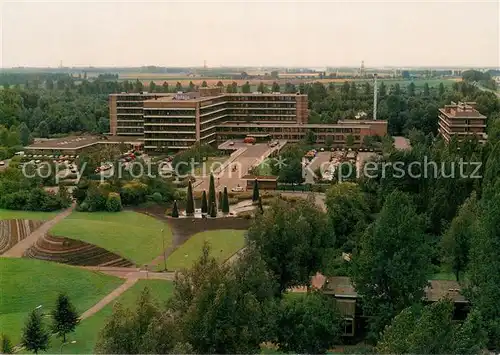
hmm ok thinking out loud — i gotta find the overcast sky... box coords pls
[1,0,499,68]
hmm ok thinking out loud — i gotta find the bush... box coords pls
[78,202,89,212]
[106,193,122,212]
[83,186,107,212]
[151,192,163,203]
[120,180,148,206]
[228,197,238,205]
[238,211,254,219]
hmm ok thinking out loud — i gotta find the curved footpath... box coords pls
[1,204,75,258]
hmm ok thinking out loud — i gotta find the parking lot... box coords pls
[193,141,286,192]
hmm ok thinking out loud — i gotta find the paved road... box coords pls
[1,204,75,258]
[194,143,284,192]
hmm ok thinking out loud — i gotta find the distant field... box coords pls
[0,209,57,220]
[120,75,459,88]
[50,211,172,266]
[165,229,246,270]
[0,258,122,344]
[46,279,174,354]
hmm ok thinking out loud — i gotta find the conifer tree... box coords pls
[210,202,217,218]
[222,187,230,214]
[1,334,13,354]
[171,200,179,218]
[52,293,79,342]
[201,191,208,215]
[218,191,223,211]
[252,179,260,202]
[186,181,194,216]
[208,174,216,211]
[22,310,50,354]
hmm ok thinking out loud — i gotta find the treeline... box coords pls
[0,86,109,147]
[299,79,500,136]
[462,69,498,90]
[0,161,71,211]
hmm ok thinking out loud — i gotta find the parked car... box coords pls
[231,185,244,192]
[0,161,5,166]
[229,141,235,146]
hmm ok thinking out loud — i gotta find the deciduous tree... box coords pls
[276,292,342,354]
[248,198,331,291]
[351,190,430,339]
[441,192,478,281]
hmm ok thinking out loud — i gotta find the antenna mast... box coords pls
[373,74,378,120]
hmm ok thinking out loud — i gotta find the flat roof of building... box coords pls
[439,108,486,119]
[242,175,278,181]
[25,135,142,150]
[142,92,307,103]
[313,274,466,303]
[110,92,172,97]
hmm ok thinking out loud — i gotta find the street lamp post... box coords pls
[161,228,167,271]
[60,340,76,354]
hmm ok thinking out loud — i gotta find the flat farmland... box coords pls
[119,75,459,88]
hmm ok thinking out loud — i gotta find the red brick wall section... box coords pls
[371,121,388,136]
[295,95,308,124]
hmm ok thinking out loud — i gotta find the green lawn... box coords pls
[256,160,274,176]
[193,156,229,176]
[0,209,57,220]
[0,258,122,344]
[46,279,174,354]
[430,272,457,281]
[50,211,172,266]
[165,229,246,270]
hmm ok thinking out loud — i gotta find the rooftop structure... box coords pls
[25,135,142,155]
[438,101,487,143]
[310,273,467,337]
[109,87,388,154]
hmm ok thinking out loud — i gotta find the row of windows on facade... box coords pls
[140,117,298,126]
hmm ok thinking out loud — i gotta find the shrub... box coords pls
[228,197,238,205]
[120,180,148,206]
[72,179,90,205]
[238,211,254,219]
[151,192,163,203]
[234,192,253,201]
[83,186,107,212]
[106,193,122,212]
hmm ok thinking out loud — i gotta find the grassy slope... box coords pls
[47,279,174,354]
[0,209,57,220]
[165,229,246,270]
[0,258,122,344]
[50,211,172,266]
